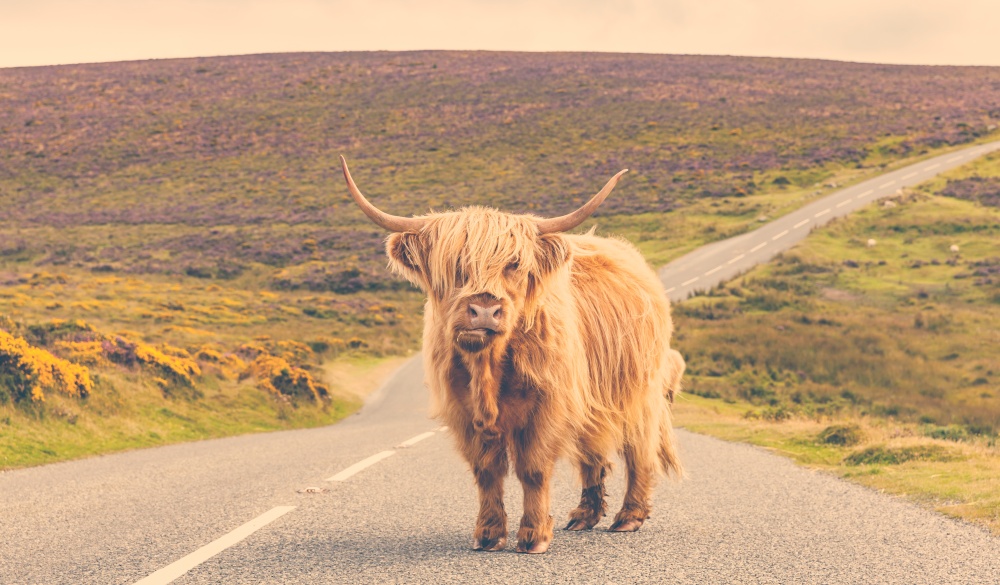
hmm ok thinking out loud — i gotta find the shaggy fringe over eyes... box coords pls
[402,207,561,331]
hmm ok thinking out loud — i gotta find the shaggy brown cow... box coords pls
[342,157,684,554]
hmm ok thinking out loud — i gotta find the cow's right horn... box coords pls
[341,156,428,232]
[536,169,628,234]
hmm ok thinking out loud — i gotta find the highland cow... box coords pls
[342,157,684,554]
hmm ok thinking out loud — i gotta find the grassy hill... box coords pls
[673,151,1000,532]
[2,51,999,469]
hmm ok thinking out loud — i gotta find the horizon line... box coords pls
[4,48,999,72]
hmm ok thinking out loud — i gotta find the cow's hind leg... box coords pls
[564,457,610,531]
[610,443,656,532]
[469,434,509,551]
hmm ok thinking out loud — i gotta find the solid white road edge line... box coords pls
[397,431,436,448]
[750,242,767,253]
[728,253,746,264]
[326,451,396,482]
[772,230,788,240]
[681,277,699,286]
[793,219,809,229]
[133,506,296,585]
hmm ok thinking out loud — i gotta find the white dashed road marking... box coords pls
[879,180,895,188]
[836,200,851,208]
[859,189,874,197]
[902,172,918,180]
[133,506,296,585]
[728,253,746,264]
[924,163,940,170]
[681,277,700,286]
[326,451,396,482]
[793,219,810,229]
[772,230,788,240]
[947,156,962,163]
[665,286,676,293]
[704,266,722,276]
[815,209,831,218]
[750,242,767,253]
[397,432,436,448]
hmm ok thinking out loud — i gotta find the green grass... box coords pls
[674,393,1000,533]
[677,154,1000,428]
[671,151,1000,533]
[0,352,417,470]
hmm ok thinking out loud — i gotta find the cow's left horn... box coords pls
[536,169,628,234]
[341,156,428,232]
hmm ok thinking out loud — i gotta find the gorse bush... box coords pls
[243,354,329,403]
[0,329,93,403]
[843,444,958,466]
[53,340,106,365]
[101,336,201,388]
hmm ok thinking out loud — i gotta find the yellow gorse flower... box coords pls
[0,329,93,402]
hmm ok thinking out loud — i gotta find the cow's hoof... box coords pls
[608,517,644,532]
[563,507,603,531]
[516,524,553,554]
[515,538,551,554]
[472,536,507,552]
[563,519,589,531]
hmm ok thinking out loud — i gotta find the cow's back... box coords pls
[566,233,674,408]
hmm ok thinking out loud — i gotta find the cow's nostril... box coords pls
[493,307,503,319]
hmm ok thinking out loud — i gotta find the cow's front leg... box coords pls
[470,433,508,551]
[513,433,556,553]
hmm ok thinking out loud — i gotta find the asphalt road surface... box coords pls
[3,142,1000,585]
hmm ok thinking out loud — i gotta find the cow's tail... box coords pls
[664,348,685,404]
[658,411,684,479]
[659,348,686,479]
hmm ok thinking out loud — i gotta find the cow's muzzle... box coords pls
[456,328,496,353]
[455,299,504,353]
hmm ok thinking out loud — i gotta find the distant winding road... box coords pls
[660,141,1000,301]
[2,142,1000,585]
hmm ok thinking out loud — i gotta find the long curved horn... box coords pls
[535,169,628,234]
[341,156,428,232]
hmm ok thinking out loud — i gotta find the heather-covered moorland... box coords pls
[1,51,999,468]
[3,52,1000,289]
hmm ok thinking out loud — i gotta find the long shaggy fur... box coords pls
[381,205,683,551]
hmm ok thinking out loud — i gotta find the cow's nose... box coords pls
[468,303,503,331]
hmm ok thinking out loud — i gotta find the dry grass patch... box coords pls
[674,393,1000,534]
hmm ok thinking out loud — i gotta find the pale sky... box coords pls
[1,0,998,69]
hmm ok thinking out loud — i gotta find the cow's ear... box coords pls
[534,233,571,276]
[386,232,426,288]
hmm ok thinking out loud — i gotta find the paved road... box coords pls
[3,142,1000,584]
[659,141,1000,300]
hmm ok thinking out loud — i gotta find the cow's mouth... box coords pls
[456,328,496,353]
